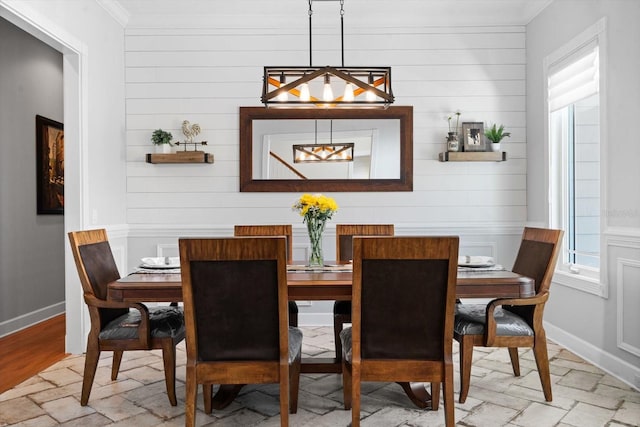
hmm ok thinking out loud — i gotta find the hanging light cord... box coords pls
[340,0,345,67]
[308,0,346,67]
[308,0,313,67]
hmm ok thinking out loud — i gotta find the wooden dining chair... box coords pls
[454,227,563,403]
[333,224,394,362]
[340,236,459,427]
[67,229,185,406]
[234,225,299,327]
[179,236,303,427]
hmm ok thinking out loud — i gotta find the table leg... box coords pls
[397,382,433,409]
[210,384,244,410]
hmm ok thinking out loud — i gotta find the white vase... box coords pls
[490,143,501,152]
[155,144,171,154]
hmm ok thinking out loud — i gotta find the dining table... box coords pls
[108,264,534,410]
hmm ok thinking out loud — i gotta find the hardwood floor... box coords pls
[0,314,67,394]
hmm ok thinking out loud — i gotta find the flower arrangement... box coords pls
[293,193,338,267]
[447,111,461,134]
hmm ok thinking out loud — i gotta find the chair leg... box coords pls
[185,366,197,427]
[430,382,440,410]
[279,368,290,427]
[333,315,344,363]
[160,339,178,406]
[351,364,361,427]
[342,360,352,410]
[508,347,521,376]
[203,384,213,414]
[533,333,553,401]
[288,301,298,327]
[81,346,100,406]
[443,366,455,427]
[111,350,123,380]
[289,354,301,414]
[458,335,474,403]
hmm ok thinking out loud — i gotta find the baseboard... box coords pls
[545,321,640,392]
[0,301,65,338]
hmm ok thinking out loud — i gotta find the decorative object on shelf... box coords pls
[175,120,208,151]
[293,193,338,268]
[446,111,461,152]
[462,122,485,152]
[484,123,511,152]
[151,129,173,153]
[261,0,393,108]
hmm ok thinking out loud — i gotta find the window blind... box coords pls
[548,41,599,112]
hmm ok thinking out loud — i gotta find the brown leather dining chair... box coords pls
[179,236,303,427]
[454,227,563,403]
[234,225,299,327]
[340,236,459,427]
[333,224,394,362]
[68,229,185,406]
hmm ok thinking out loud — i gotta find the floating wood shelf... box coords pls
[439,151,506,162]
[146,151,214,164]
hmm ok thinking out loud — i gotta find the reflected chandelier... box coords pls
[261,0,394,108]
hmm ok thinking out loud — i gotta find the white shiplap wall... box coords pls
[124,21,526,229]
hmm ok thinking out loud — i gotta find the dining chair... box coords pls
[454,227,563,403]
[234,224,299,327]
[333,224,394,362]
[340,236,459,427]
[179,236,303,427]
[67,229,185,406]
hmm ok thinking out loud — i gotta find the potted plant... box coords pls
[151,129,173,153]
[484,123,510,152]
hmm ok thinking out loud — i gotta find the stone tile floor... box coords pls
[1,326,639,426]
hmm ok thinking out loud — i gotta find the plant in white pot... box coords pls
[151,129,173,153]
[484,123,510,152]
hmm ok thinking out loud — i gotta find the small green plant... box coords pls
[151,129,173,145]
[484,123,511,143]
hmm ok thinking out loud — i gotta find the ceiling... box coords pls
[109,0,554,27]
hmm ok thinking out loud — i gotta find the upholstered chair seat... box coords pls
[454,304,534,337]
[99,306,185,341]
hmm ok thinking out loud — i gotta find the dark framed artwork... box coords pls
[36,115,64,214]
[462,122,485,152]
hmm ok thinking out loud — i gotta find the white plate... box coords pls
[140,257,180,269]
[458,256,495,268]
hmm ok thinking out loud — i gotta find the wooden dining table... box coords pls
[108,266,534,411]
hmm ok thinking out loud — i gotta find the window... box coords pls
[546,19,605,292]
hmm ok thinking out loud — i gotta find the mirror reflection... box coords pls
[253,119,400,180]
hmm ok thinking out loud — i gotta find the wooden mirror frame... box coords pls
[239,106,413,192]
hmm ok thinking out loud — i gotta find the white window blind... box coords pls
[548,41,599,112]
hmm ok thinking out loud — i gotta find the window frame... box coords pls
[543,18,608,298]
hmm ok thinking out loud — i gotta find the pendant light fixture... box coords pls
[293,120,355,163]
[261,0,394,108]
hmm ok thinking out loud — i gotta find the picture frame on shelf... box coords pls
[462,122,485,152]
[36,115,64,214]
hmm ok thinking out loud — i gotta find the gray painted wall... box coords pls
[0,16,64,336]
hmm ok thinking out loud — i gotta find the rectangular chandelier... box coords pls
[293,142,354,163]
[262,66,394,108]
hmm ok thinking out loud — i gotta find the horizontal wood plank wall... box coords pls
[124,19,525,227]
[0,314,66,393]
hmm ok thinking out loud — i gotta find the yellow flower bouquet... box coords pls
[293,193,338,267]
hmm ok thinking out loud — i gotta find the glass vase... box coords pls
[447,132,459,152]
[306,217,326,268]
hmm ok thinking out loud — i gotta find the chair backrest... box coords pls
[511,227,563,295]
[234,225,293,264]
[507,227,563,323]
[335,224,394,264]
[352,236,459,360]
[179,237,289,362]
[68,229,127,328]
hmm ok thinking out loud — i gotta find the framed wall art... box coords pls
[462,122,485,152]
[36,115,64,214]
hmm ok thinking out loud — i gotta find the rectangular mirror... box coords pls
[239,106,413,192]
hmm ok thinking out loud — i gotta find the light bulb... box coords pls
[299,82,310,101]
[277,74,288,102]
[343,82,355,102]
[366,74,376,102]
[323,74,334,102]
